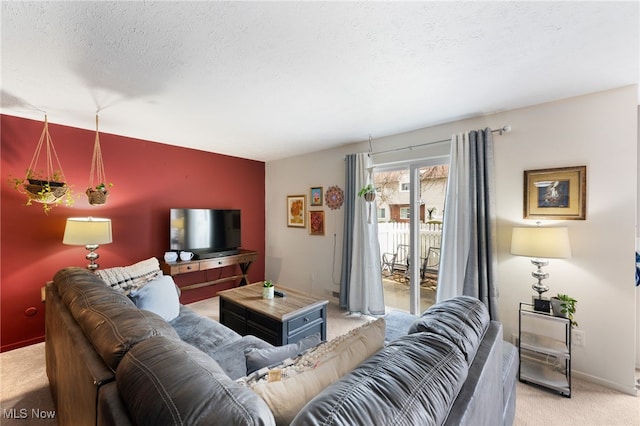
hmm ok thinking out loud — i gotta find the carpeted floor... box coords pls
[1,297,639,425]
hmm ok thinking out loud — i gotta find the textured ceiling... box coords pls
[1,1,638,162]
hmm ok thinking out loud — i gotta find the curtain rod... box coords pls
[370,125,512,156]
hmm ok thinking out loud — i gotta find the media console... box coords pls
[160,249,257,291]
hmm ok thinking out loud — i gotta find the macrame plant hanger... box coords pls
[86,114,110,205]
[365,135,376,224]
[14,114,73,213]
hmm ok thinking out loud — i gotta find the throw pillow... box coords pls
[247,317,385,426]
[245,333,321,375]
[130,275,180,321]
[96,257,162,293]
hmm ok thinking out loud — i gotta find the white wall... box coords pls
[266,86,638,393]
[495,86,637,394]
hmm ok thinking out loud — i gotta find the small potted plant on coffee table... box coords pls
[262,280,274,299]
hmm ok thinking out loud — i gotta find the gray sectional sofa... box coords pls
[45,267,517,425]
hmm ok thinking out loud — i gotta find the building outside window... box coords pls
[399,207,410,219]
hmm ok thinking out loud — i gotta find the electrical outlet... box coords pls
[572,329,586,347]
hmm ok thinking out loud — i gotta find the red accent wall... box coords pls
[0,114,265,352]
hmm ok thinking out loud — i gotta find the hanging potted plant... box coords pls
[9,115,75,214]
[358,184,376,202]
[86,182,113,205]
[86,114,112,205]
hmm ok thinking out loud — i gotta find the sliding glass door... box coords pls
[376,158,448,314]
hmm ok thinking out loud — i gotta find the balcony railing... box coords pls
[378,222,442,258]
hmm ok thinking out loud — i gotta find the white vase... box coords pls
[263,287,274,299]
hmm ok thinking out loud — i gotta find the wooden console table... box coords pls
[160,249,257,291]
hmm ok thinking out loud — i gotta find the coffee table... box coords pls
[218,282,328,346]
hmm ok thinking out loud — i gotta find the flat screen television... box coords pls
[169,209,241,259]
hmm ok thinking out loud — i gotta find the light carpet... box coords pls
[1,297,638,425]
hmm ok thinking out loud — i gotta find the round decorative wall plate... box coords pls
[325,185,344,210]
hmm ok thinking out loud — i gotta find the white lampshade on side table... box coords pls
[510,226,571,312]
[63,217,112,271]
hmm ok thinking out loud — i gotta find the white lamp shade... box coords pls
[63,217,112,245]
[510,226,571,259]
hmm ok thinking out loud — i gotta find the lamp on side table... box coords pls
[510,225,571,312]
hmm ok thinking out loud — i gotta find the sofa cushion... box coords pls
[408,295,489,363]
[170,305,242,350]
[130,275,180,321]
[96,257,162,293]
[290,331,468,426]
[246,318,385,426]
[53,267,180,371]
[211,335,276,380]
[116,336,275,426]
[54,267,135,307]
[169,304,268,379]
[245,333,321,375]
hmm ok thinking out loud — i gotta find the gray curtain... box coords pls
[340,154,356,308]
[437,128,499,320]
[340,153,385,315]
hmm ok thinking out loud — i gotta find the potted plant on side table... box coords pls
[550,293,578,327]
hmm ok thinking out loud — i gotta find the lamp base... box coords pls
[85,244,100,272]
[533,296,550,313]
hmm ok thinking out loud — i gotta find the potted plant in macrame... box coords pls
[358,184,376,202]
[86,182,113,205]
[86,114,112,205]
[9,115,75,214]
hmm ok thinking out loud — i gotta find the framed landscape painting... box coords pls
[287,195,306,228]
[524,166,586,220]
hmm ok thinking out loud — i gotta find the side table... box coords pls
[518,302,572,397]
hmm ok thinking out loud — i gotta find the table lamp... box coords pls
[63,217,112,271]
[510,225,571,312]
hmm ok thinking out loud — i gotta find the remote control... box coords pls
[274,290,286,298]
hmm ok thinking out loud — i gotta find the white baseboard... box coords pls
[572,370,638,396]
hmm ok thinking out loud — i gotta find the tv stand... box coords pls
[196,249,239,260]
[160,249,257,291]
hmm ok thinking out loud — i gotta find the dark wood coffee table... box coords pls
[218,282,328,346]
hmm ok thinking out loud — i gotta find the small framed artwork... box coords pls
[524,165,586,220]
[310,187,323,206]
[309,210,325,236]
[287,195,306,228]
